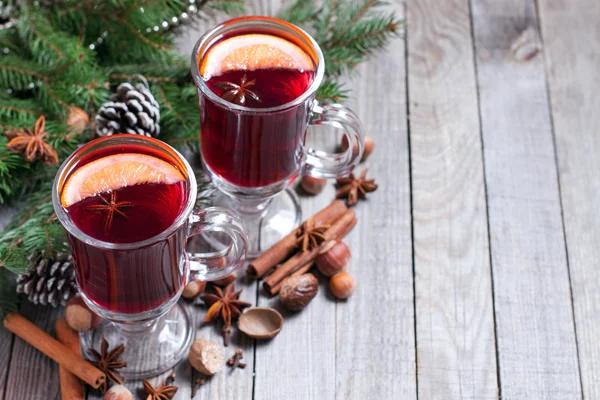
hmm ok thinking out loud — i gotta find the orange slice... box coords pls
[61,153,184,207]
[200,34,314,79]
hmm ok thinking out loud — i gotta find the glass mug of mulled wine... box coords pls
[192,16,365,257]
[52,134,248,378]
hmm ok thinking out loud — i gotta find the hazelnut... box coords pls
[65,296,102,332]
[316,241,351,277]
[341,135,375,162]
[213,273,237,287]
[189,338,224,375]
[182,280,206,300]
[329,272,357,299]
[300,176,327,195]
[103,385,133,400]
[279,273,318,311]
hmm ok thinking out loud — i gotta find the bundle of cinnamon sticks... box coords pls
[247,200,357,295]
[3,312,104,399]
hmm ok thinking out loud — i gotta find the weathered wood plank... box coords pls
[3,303,63,400]
[538,0,600,398]
[471,1,582,398]
[334,2,415,399]
[406,0,498,398]
[249,1,416,399]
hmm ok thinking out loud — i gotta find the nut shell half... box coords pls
[238,307,283,339]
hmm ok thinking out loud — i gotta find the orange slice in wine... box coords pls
[200,34,314,79]
[61,153,184,207]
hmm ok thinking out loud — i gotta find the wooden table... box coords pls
[1,0,599,398]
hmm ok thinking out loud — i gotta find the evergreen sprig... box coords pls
[0,0,401,315]
[278,0,402,100]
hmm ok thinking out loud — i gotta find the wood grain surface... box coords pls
[406,0,498,398]
[538,0,600,398]
[471,1,582,398]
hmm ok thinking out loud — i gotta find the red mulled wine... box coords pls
[60,146,190,314]
[198,33,316,188]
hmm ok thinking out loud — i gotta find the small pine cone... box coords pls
[16,253,78,308]
[95,82,160,138]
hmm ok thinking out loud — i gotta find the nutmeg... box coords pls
[341,135,375,162]
[300,176,327,195]
[329,272,356,299]
[279,273,318,311]
[103,385,133,400]
[213,273,237,287]
[189,338,224,376]
[182,280,206,300]
[65,296,102,332]
[316,241,351,277]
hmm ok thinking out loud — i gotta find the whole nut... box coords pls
[189,338,224,375]
[341,135,375,162]
[65,296,102,332]
[182,281,206,300]
[329,272,357,299]
[316,241,351,277]
[300,176,327,195]
[279,273,318,311]
[213,273,237,287]
[103,385,133,400]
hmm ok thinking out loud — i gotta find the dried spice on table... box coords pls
[336,169,378,206]
[143,377,178,400]
[295,218,330,253]
[201,283,251,346]
[88,338,127,393]
[227,349,246,370]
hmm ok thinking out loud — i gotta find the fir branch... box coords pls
[316,80,348,103]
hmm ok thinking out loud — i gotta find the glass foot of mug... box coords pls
[80,301,194,380]
[210,188,302,259]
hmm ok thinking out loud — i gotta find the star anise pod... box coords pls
[87,338,127,393]
[5,115,58,165]
[336,169,378,206]
[86,191,134,234]
[201,283,251,346]
[143,379,178,400]
[215,74,261,105]
[295,218,329,252]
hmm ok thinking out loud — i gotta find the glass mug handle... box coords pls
[303,100,365,178]
[186,207,248,282]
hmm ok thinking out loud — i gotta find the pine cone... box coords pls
[15,253,78,308]
[95,82,160,137]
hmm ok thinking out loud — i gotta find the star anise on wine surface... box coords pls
[143,379,178,400]
[336,169,378,206]
[87,338,127,393]
[201,283,251,346]
[214,74,261,105]
[86,191,134,233]
[4,115,59,165]
[295,218,330,252]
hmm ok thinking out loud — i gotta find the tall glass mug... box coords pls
[192,16,365,256]
[52,135,247,378]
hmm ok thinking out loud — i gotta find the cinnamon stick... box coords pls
[247,200,347,279]
[267,261,315,296]
[55,318,85,400]
[3,312,106,389]
[263,209,357,292]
